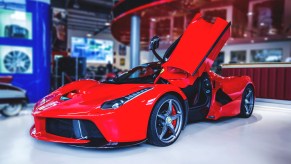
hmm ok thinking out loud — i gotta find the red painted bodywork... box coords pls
[30,14,254,146]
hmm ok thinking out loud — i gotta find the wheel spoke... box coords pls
[245,99,250,105]
[168,124,176,136]
[159,125,168,139]
[171,113,181,121]
[166,100,173,116]
[246,91,252,98]
[244,104,250,114]
[157,114,166,120]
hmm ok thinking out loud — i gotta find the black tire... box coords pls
[147,94,184,146]
[0,104,23,117]
[239,85,255,118]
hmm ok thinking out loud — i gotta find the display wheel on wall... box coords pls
[3,51,31,73]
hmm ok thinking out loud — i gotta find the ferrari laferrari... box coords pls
[30,14,255,148]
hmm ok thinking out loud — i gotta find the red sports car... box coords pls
[30,14,255,148]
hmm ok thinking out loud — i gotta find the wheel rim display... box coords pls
[4,51,31,73]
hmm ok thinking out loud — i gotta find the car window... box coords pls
[102,64,161,84]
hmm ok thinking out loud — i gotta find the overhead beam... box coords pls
[67,23,104,29]
[67,26,97,31]
[68,19,107,26]
[68,15,108,22]
[68,9,109,19]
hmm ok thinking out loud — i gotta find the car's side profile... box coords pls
[30,13,255,148]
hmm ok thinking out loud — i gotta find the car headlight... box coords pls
[38,93,57,106]
[101,87,152,110]
[35,93,58,111]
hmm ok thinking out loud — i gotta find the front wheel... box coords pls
[240,85,255,118]
[147,95,184,146]
[1,104,23,117]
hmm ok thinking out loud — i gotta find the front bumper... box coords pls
[30,118,146,148]
[30,99,153,147]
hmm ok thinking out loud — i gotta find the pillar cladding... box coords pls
[130,14,141,68]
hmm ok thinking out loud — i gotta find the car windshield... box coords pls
[102,63,162,84]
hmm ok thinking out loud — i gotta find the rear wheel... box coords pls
[240,85,255,118]
[1,104,23,117]
[147,95,184,146]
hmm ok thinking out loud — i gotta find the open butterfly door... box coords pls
[162,13,231,77]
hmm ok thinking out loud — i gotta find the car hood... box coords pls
[34,80,154,112]
[162,13,230,75]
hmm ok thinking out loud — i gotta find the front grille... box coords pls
[46,118,104,139]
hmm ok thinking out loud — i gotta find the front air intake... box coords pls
[46,118,104,139]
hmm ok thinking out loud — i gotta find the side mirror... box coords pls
[149,36,160,50]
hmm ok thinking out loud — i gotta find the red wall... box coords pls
[222,67,291,100]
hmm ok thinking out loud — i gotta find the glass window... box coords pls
[251,49,283,62]
[230,51,246,63]
[211,52,224,73]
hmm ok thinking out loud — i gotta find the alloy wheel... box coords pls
[243,87,254,115]
[155,99,183,144]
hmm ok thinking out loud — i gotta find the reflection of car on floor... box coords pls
[4,24,29,39]
[0,76,27,117]
[30,14,255,148]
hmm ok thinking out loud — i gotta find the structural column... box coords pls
[130,14,141,68]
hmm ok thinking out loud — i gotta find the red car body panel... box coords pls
[30,13,254,147]
[207,71,254,120]
[31,81,187,143]
[163,13,230,76]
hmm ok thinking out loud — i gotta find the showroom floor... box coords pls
[0,100,291,164]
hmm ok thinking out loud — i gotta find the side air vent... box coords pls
[156,77,169,84]
[215,89,232,105]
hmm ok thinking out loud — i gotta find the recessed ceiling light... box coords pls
[247,12,253,16]
[243,33,248,37]
[264,37,268,41]
[251,40,255,43]
[151,18,156,22]
[105,22,111,26]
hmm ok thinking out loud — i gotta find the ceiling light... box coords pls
[247,12,253,16]
[73,0,80,8]
[150,18,156,22]
[268,28,277,35]
[251,40,255,43]
[260,22,265,26]
[243,33,248,37]
[86,33,92,37]
[264,37,268,41]
[105,22,111,26]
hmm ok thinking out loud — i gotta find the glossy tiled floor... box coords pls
[0,101,291,164]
